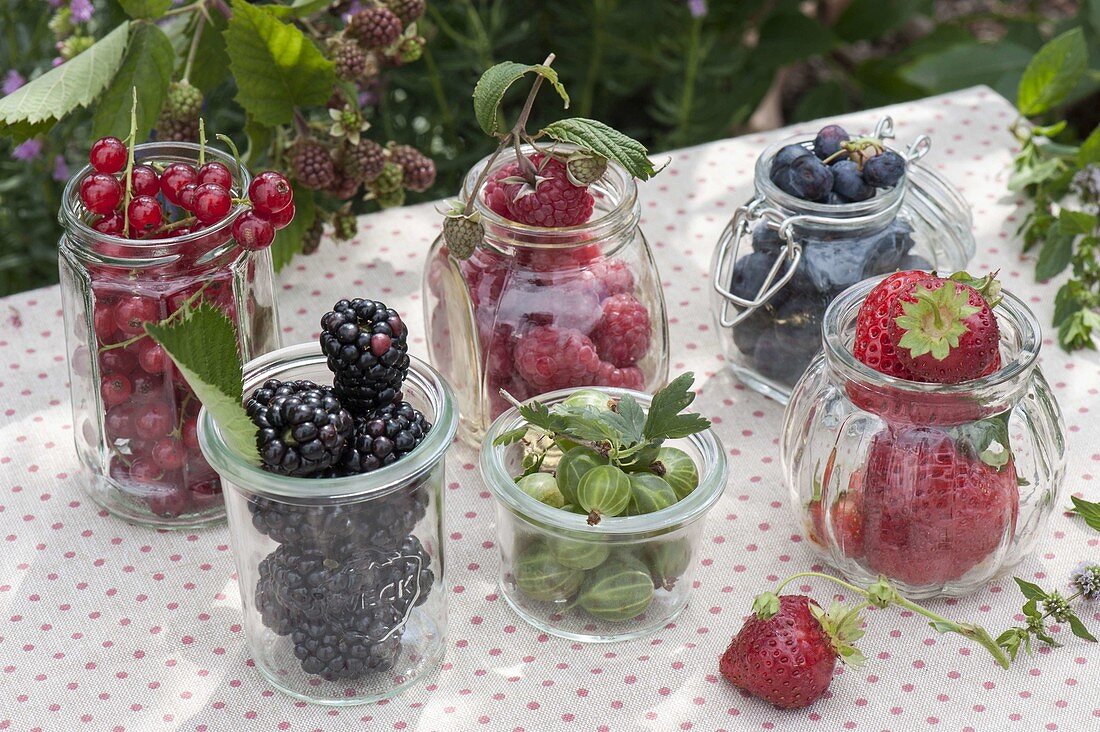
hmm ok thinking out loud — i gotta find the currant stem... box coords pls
[122,87,139,234]
[98,281,213,353]
[198,118,207,167]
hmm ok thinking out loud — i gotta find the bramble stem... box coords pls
[182,9,205,84]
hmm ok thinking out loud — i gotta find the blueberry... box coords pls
[787,156,834,201]
[799,237,878,296]
[753,332,815,386]
[730,251,790,309]
[773,293,828,354]
[863,150,905,188]
[751,224,782,255]
[813,125,849,160]
[773,143,812,169]
[830,159,875,202]
[769,144,812,195]
[732,306,775,355]
[863,220,916,275]
[897,253,933,271]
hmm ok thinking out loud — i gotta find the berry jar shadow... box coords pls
[424,145,670,445]
[710,117,975,403]
[482,387,728,642]
[781,278,1066,599]
[58,142,280,528]
[198,343,458,705]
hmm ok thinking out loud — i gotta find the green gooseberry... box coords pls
[559,389,615,412]
[653,447,699,500]
[577,557,655,622]
[556,446,608,505]
[517,472,566,508]
[549,535,611,570]
[514,541,584,602]
[645,538,693,591]
[576,464,632,525]
[628,473,678,515]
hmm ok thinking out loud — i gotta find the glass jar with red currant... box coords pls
[424,145,670,444]
[58,140,285,527]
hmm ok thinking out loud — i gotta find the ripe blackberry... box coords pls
[387,144,435,192]
[386,0,425,24]
[347,6,403,50]
[345,138,386,182]
[290,140,336,190]
[301,217,324,256]
[246,379,354,477]
[320,298,410,414]
[155,81,203,142]
[325,165,360,200]
[340,401,431,474]
[330,39,367,81]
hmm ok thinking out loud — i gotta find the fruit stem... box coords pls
[181,8,206,84]
[122,87,139,234]
[151,216,199,236]
[511,53,555,180]
[198,117,207,167]
[821,149,849,165]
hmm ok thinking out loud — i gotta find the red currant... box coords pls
[129,165,160,197]
[146,482,191,518]
[160,163,197,204]
[152,438,186,471]
[131,372,165,402]
[232,210,276,251]
[89,137,127,174]
[93,306,118,342]
[92,211,125,236]
[114,296,159,335]
[99,348,137,375]
[129,458,164,483]
[137,340,170,373]
[135,401,174,437]
[80,173,123,215]
[197,161,233,189]
[193,183,232,224]
[101,373,133,408]
[182,416,200,450]
[177,183,199,211]
[261,200,295,230]
[127,195,164,236]
[105,405,134,440]
[248,171,293,216]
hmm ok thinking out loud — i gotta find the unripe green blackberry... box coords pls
[345,138,386,182]
[290,140,336,190]
[330,39,367,81]
[388,144,435,192]
[333,210,358,241]
[373,186,406,209]
[371,161,404,194]
[394,36,425,64]
[59,34,94,60]
[385,0,425,25]
[347,7,403,50]
[302,217,324,256]
[156,81,204,142]
[49,7,73,39]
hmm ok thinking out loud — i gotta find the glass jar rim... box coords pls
[197,342,459,501]
[59,141,252,251]
[462,143,640,247]
[480,387,728,537]
[823,276,1042,393]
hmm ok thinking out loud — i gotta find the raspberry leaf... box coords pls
[473,61,569,136]
[540,117,662,181]
[91,22,174,141]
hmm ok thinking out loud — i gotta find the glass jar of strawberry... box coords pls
[711,117,975,403]
[425,144,669,443]
[58,140,284,527]
[781,273,1066,598]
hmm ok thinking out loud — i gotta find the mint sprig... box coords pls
[996,575,1097,662]
[1070,495,1100,533]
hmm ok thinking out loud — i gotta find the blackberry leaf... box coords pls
[118,0,172,19]
[92,23,174,140]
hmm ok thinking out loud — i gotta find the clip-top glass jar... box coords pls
[424,145,670,444]
[198,343,457,704]
[711,118,974,403]
[59,142,280,528]
[781,278,1066,599]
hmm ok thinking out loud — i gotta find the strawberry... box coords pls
[719,594,865,709]
[860,423,1019,586]
[807,451,864,558]
[889,273,1002,383]
[852,269,931,379]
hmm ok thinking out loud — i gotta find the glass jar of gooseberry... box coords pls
[710,118,975,403]
[58,141,280,527]
[482,386,728,642]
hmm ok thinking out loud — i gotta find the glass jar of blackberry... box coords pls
[198,343,457,704]
[58,141,281,527]
[710,118,975,403]
[424,145,670,445]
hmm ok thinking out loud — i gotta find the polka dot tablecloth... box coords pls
[2,85,1099,732]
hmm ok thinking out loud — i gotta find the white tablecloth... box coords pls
[1,85,1098,731]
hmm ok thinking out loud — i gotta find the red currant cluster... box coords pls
[80,135,295,251]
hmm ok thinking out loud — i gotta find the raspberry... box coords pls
[482,162,520,217]
[155,81,203,142]
[593,362,645,390]
[592,294,651,367]
[513,326,601,392]
[344,138,386,182]
[387,144,435,192]
[347,7,403,50]
[385,0,425,24]
[503,154,595,228]
[589,258,635,299]
[290,140,336,190]
[330,39,366,81]
[246,379,355,477]
[442,214,483,260]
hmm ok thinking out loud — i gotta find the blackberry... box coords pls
[302,217,324,256]
[345,138,386,183]
[332,208,358,241]
[372,185,406,208]
[156,80,203,142]
[340,401,431,474]
[330,39,367,81]
[347,7,403,50]
[320,298,410,413]
[385,0,425,25]
[371,161,404,193]
[325,165,360,201]
[246,379,354,477]
[394,35,425,64]
[387,144,436,192]
[290,139,336,190]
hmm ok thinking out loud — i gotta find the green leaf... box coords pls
[92,23,174,141]
[642,373,711,441]
[144,302,257,462]
[791,81,848,123]
[1090,0,1100,36]
[540,117,660,181]
[119,0,172,18]
[1078,124,1100,167]
[1014,577,1049,601]
[1017,28,1087,116]
[0,22,131,137]
[1035,226,1075,280]
[493,427,529,447]
[900,41,1033,93]
[243,116,272,167]
[1059,210,1097,235]
[1059,308,1100,350]
[834,0,926,43]
[270,185,315,272]
[189,10,230,94]
[603,394,646,446]
[1053,282,1082,326]
[1067,613,1098,642]
[754,12,839,68]
[225,0,336,127]
[1008,156,1064,191]
[472,61,569,136]
[1070,495,1100,532]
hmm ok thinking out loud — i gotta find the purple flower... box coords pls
[2,70,24,96]
[12,139,43,161]
[1072,562,1100,600]
[687,0,707,18]
[52,57,64,68]
[52,155,70,182]
[70,0,94,23]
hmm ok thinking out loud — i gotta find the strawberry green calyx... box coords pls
[948,270,1004,308]
[894,283,981,361]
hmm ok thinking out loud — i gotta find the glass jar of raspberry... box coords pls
[424,145,669,443]
[58,142,280,528]
[781,278,1066,599]
[711,119,975,403]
